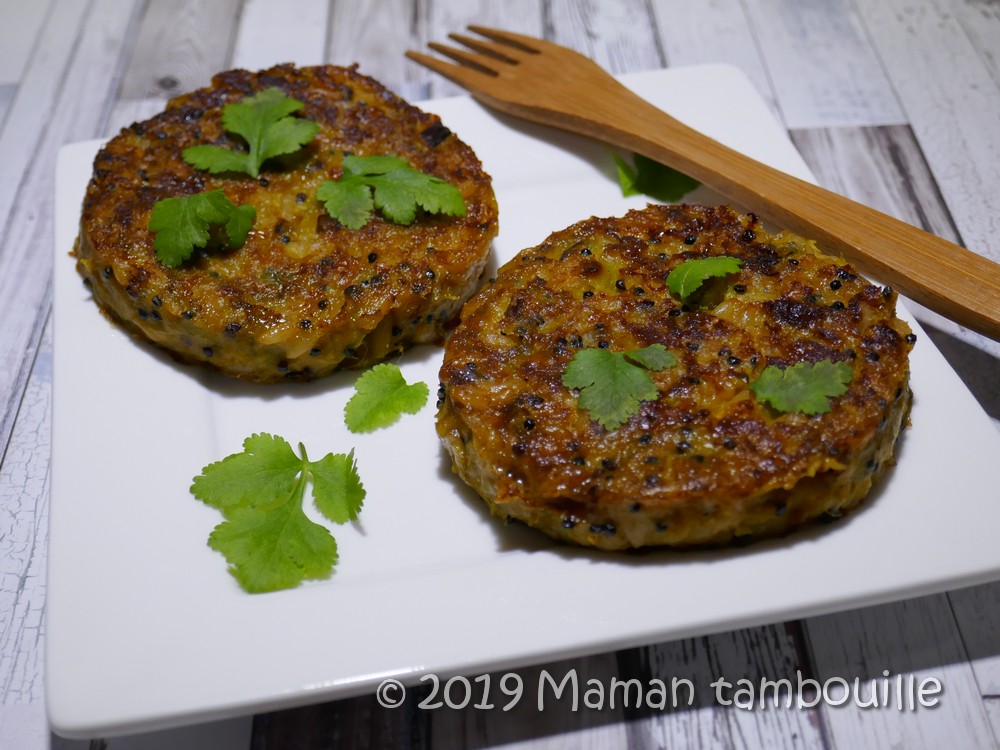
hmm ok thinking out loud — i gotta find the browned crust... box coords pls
[75,64,498,382]
[436,204,913,550]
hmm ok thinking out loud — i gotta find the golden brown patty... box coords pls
[76,64,498,382]
[437,204,914,550]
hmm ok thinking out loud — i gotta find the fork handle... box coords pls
[493,84,1000,341]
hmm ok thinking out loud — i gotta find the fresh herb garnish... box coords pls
[750,360,853,415]
[613,152,699,202]
[182,87,319,178]
[562,344,678,429]
[148,190,256,267]
[191,433,365,593]
[316,154,466,230]
[666,256,743,301]
[344,362,429,433]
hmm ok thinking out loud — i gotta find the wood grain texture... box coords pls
[231,0,328,71]
[0,321,50,706]
[0,0,53,84]
[0,84,15,129]
[118,0,242,99]
[856,0,1000,358]
[957,0,1000,88]
[421,0,545,98]
[546,0,664,74]
[622,627,826,748]
[649,0,781,122]
[0,0,139,471]
[804,595,997,749]
[742,0,906,128]
[326,0,428,101]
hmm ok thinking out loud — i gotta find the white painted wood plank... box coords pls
[231,0,328,71]
[420,0,544,98]
[0,321,50,708]
[805,595,997,749]
[857,0,1000,359]
[547,0,664,75]
[119,0,243,99]
[0,83,15,131]
[742,0,906,128]
[0,0,89,240]
[957,0,1000,88]
[2,703,80,750]
[326,0,428,101]
[0,0,139,457]
[649,0,780,123]
[0,0,53,84]
[627,628,825,748]
[986,699,1000,748]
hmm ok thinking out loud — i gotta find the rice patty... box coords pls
[75,64,498,383]
[436,204,914,550]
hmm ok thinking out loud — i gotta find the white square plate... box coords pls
[48,65,1000,738]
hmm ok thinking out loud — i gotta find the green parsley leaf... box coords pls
[613,152,699,202]
[344,363,429,433]
[317,154,466,230]
[191,433,366,593]
[750,360,853,415]
[148,190,256,267]
[666,256,743,301]
[562,344,678,430]
[182,87,319,177]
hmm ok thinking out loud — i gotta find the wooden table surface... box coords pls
[2,1,999,748]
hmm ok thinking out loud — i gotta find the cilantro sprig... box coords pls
[562,344,678,430]
[750,360,853,415]
[191,434,365,593]
[666,256,743,301]
[148,190,256,267]
[317,154,466,229]
[344,363,429,433]
[182,87,319,178]
[614,152,699,202]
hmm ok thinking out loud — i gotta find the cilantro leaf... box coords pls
[750,360,853,415]
[563,345,677,429]
[148,190,255,267]
[311,449,366,524]
[344,363,429,433]
[624,343,678,371]
[182,87,319,177]
[613,152,699,202]
[317,154,466,230]
[191,433,302,511]
[666,256,743,301]
[208,500,338,595]
[191,434,366,593]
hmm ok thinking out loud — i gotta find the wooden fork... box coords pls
[408,26,1000,342]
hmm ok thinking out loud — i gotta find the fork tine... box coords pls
[426,42,500,75]
[466,25,543,53]
[448,32,521,63]
[405,50,495,91]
